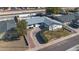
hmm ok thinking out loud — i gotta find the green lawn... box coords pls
[42,29,71,41]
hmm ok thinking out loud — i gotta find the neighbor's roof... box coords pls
[0,20,16,32]
[54,14,76,23]
[74,12,79,17]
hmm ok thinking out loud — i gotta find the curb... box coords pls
[28,32,79,51]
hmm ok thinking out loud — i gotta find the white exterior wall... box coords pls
[27,25,34,29]
[35,24,40,27]
[53,25,62,30]
[48,26,53,31]
[27,24,41,29]
[49,24,62,31]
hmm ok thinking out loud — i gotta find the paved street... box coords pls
[0,9,45,16]
[39,35,79,51]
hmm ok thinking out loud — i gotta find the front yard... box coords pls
[41,28,71,42]
[0,36,28,51]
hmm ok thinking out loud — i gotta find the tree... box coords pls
[16,20,27,36]
[14,16,19,23]
[46,7,62,14]
[14,16,28,45]
[14,16,27,36]
[74,7,79,12]
[16,19,28,45]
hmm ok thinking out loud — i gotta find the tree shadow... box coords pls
[1,28,20,42]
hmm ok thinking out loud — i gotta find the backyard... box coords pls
[42,28,71,41]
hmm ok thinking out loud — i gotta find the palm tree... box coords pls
[14,16,28,45]
[16,20,27,36]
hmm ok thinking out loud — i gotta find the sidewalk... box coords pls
[28,32,79,51]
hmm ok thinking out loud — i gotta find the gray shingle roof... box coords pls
[26,17,44,25]
[26,16,62,26]
[54,14,76,23]
[44,17,62,26]
[0,20,16,32]
[0,16,62,32]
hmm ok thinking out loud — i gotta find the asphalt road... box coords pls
[39,35,79,51]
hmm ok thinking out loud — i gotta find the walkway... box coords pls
[31,27,42,47]
[26,27,43,49]
[26,31,36,48]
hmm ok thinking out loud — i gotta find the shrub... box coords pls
[39,31,48,43]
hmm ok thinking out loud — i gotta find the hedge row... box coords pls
[39,31,48,43]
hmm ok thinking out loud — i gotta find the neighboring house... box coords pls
[68,12,79,27]
[26,16,62,31]
[74,12,79,18]
[0,17,16,32]
[53,14,76,24]
[71,19,79,26]
[0,16,17,40]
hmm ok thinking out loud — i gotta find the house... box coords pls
[74,12,79,18]
[0,16,62,33]
[53,14,76,24]
[0,16,17,40]
[43,17,62,30]
[0,16,16,32]
[67,12,79,27]
[25,16,62,31]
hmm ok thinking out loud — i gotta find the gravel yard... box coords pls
[0,36,28,51]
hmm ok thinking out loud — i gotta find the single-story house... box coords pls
[53,14,76,24]
[0,20,16,32]
[71,19,79,26]
[0,16,62,33]
[26,16,63,31]
[0,16,16,32]
[0,16,17,40]
[74,12,79,18]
